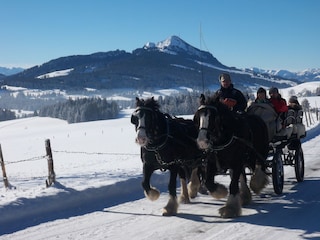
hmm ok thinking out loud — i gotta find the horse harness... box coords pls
[134,106,205,169]
[197,105,266,163]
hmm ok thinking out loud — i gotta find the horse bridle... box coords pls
[196,105,218,133]
[132,106,170,151]
[196,104,237,151]
[132,106,153,131]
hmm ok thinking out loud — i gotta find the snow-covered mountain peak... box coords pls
[145,36,187,50]
[144,35,203,57]
[156,35,189,50]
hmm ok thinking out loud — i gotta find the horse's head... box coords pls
[194,94,232,151]
[131,97,165,147]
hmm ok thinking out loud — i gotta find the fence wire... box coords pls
[5,155,47,165]
[52,150,139,156]
[3,150,139,166]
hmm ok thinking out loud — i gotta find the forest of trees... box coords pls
[0,86,318,124]
[38,98,119,123]
[128,91,215,116]
[156,92,205,116]
[0,108,16,121]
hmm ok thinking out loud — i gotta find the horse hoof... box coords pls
[240,191,252,206]
[198,184,209,195]
[162,209,177,216]
[145,188,160,201]
[178,195,191,204]
[187,182,199,199]
[219,206,241,218]
[219,194,242,218]
[210,183,228,199]
[250,166,269,194]
[162,196,178,216]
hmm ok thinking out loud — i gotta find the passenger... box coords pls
[288,95,302,111]
[269,87,288,124]
[255,87,271,104]
[287,96,306,139]
[212,73,247,112]
[268,87,295,139]
[247,87,278,141]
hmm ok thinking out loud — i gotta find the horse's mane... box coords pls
[202,95,219,106]
[198,94,237,133]
[200,94,229,113]
[136,97,160,111]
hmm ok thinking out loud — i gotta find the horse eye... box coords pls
[131,115,138,124]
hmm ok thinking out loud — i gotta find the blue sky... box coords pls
[1,0,319,71]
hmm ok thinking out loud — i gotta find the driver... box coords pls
[212,73,247,112]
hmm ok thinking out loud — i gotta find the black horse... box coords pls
[131,97,204,216]
[193,94,269,218]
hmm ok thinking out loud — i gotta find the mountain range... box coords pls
[251,67,320,83]
[0,67,24,77]
[0,35,319,113]
[3,35,318,92]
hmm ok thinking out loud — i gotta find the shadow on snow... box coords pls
[0,173,169,235]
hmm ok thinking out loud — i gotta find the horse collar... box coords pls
[211,135,255,152]
[211,134,237,151]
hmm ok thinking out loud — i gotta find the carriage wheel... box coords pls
[294,145,304,182]
[272,150,284,195]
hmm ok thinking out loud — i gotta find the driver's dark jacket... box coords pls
[212,84,247,112]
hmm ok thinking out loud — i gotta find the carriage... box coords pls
[247,103,306,195]
[131,95,306,218]
[267,135,305,194]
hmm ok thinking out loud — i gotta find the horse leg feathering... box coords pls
[240,172,252,206]
[219,193,242,218]
[218,164,242,218]
[162,195,178,216]
[179,178,191,204]
[187,168,201,199]
[162,167,180,216]
[250,164,269,194]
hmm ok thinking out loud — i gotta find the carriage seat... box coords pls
[275,109,306,140]
[247,103,291,142]
[287,109,306,138]
[274,124,293,139]
[247,103,306,142]
[247,103,278,142]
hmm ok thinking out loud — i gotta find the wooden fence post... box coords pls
[0,144,10,188]
[45,139,56,187]
[304,110,309,127]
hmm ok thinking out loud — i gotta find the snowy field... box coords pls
[1,95,320,239]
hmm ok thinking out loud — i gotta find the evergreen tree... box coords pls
[39,97,120,123]
[0,108,16,121]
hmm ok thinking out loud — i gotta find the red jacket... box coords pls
[270,97,288,113]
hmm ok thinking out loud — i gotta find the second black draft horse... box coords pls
[193,94,269,218]
[131,97,204,216]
